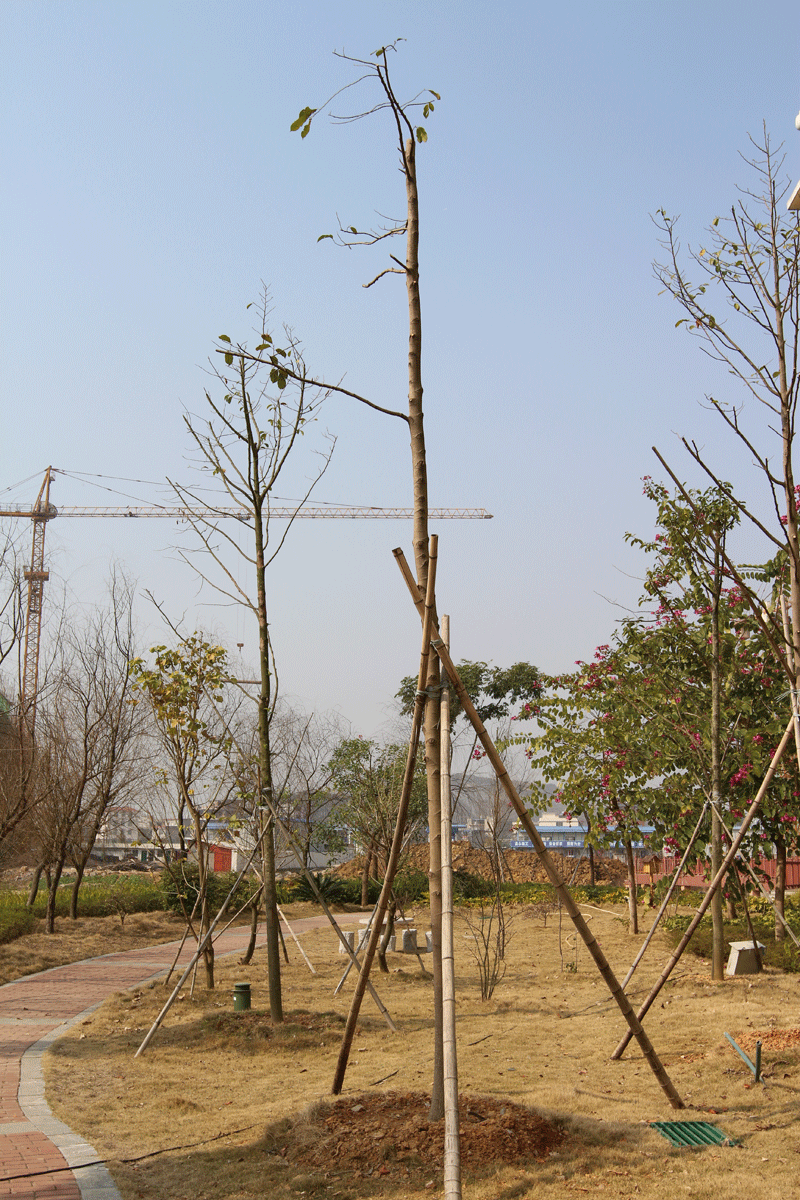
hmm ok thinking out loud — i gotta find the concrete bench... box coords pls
[338,927,431,954]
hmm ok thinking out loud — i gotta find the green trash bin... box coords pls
[233,982,251,1011]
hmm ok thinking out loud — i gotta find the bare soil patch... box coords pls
[43,901,800,1199]
[333,843,628,885]
[287,1089,565,1183]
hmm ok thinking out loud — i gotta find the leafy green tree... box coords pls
[518,482,800,956]
[130,634,235,988]
[326,736,427,965]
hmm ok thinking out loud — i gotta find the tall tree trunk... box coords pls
[253,498,283,1023]
[45,857,66,934]
[583,812,596,886]
[624,840,638,935]
[241,895,261,966]
[402,133,443,1119]
[192,809,214,989]
[378,897,397,973]
[361,838,375,908]
[775,838,787,941]
[710,546,725,982]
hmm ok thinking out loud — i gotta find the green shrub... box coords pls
[25,873,167,920]
[0,891,35,944]
[159,866,261,916]
[452,869,495,900]
[663,910,800,973]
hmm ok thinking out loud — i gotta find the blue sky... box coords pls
[2,0,799,735]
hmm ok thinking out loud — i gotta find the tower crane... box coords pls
[1,467,493,731]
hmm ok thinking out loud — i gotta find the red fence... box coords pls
[635,854,800,889]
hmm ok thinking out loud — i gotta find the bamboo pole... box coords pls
[331,535,438,1096]
[393,548,685,1110]
[277,904,316,974]
[780,596,800,775]
[253,804,397,1031]
[135,831,271,1057]
[612,715,795,1060]
[440,615,462,1200]
[620,801,710,991]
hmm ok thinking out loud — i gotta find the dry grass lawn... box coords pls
[0,911,188,985]
[43,900,800,1199]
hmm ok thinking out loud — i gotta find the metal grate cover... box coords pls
[650,1121,740,1149]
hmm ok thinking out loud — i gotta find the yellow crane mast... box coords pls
[0,467,492,730]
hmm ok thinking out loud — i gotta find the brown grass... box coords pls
[44,901,800,1200]
[0,911,187,985]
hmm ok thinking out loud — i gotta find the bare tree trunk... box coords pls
[624,840,638,935]
[45,857,66,934]
[710,548,725,981]
[253,494,283,1023]
[583,812,596,885]
[775,838,787,941]
[726,890,737,921]
[192,809,214,989]
[361,838,375,908]
[69,863,86,920]
[377,897,396,973]
[241,890,263,966]
[401,131,444,1120]
[26,863,45,909]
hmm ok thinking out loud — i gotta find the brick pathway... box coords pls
[0,914,354,1200]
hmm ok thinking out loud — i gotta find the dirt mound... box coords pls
[734,1028,800,1054]
[286,1090,565,1184]
[333,841,627,886]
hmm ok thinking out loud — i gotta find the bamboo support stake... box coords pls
[780,596,800,775]
[440,615,462,1200]
[255,803,397,1031]
[333,902,379,996]
[621,801,710,991]
[135,832,270,1057]
[331,535,439,1096]
[612,715,795,1060]
[278,904,316,974]
[392,548,685,1110]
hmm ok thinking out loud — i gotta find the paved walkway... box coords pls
[0,914,355,1200]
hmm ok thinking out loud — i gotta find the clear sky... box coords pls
[2,0,799,736]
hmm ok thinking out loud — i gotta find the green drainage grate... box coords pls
[651,1121,740,1149]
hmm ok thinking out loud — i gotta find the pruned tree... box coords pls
[171,294,334,1020]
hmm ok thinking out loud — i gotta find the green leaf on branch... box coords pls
[416,126,427,143]
[224,352,233,366]
[290,106,316,132]
[317,233,334,242]
[218,335,231,343]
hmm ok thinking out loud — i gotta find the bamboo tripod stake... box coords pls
[393,548,685,1110]
[440,615,462,1199]
[612,714,795,1060]
[331,536,439,1096]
